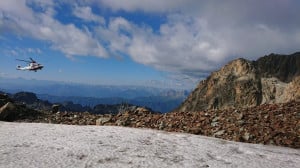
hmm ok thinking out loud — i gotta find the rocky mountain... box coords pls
[58,101,91,113]
[255,52,300,82]
[177,52,300,111]
[12,92,53,111]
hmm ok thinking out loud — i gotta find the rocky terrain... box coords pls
[0,93,44,121]
[177,52,300,111]
[1,92,299,148]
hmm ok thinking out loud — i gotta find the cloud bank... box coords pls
[1,0,300,80]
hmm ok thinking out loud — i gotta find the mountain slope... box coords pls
[255,52,300,82]
[177,52,300,111]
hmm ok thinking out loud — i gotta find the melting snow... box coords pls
[0,122,299,168]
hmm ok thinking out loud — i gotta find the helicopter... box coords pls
[16,57,44,72]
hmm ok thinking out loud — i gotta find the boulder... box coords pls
[0,102,17,121]
[96,116,112,125]
[52,104,60,113]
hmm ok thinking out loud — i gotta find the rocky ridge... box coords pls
[5,98,299,148]
[177,52,300,111]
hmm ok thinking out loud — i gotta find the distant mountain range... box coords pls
[0,78,190,112]
[37,93,187,113]
[0,91,156,119]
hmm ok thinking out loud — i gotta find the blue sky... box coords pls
[1,0,300,89]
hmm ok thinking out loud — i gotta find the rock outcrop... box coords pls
[0,102,18,121]
[177,52,300,111]
[58,101,91,112]
[0,93,13,107]
[13,92,39,104]
[255,52,300,82]
[0,93,43,121]
[92,103,154,115]
[13,92,52,111]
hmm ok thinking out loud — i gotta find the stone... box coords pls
[0,102,19,121]
[214,130,225,136]
[95,117,111,125]
[159,122,165,130]
[243,132,250,141]
[211,122,218,127]
[52,104,60,113]
[188,127,202,134]
[237,113,244,120]
[212,117,219,122]
[116,120,126,126]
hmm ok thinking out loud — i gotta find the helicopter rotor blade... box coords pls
[29,57,36,63]
[16,59,31,63]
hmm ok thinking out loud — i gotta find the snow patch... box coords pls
[0,122,299,168]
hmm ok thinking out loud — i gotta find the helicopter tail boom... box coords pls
[16,65,26,71]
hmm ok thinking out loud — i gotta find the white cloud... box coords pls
[95,0,300,79]
[10,50,18,56]
[100,15,228,76]
[98,0,189,13]
[0,0,35,22]
[1,0,300,82]
[43,21,106,57]
[73,5,105,24]
[0,0,108,58]
[27,48,42,54]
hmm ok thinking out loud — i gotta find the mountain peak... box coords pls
[177,52,300,111]
[255,52,300,82]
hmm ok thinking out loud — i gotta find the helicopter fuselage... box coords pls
[17,63,44,72]
[16,57,44,72]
